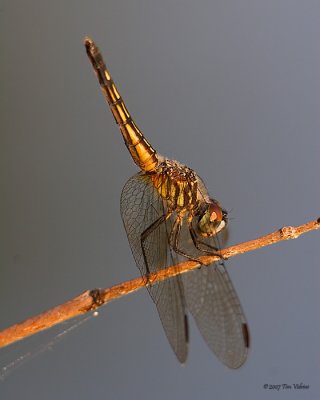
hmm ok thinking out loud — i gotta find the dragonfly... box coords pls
[85,37,249,368]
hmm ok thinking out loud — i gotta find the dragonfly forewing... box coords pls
[121,173,189,362]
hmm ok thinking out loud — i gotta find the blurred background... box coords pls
[1,1,319,399]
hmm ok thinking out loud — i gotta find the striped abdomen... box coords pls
[85,37,158,173]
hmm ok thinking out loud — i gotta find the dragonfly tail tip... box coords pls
[84,36,94,47]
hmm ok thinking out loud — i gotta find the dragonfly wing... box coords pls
[182,260,249,368]
[120,172,188,363]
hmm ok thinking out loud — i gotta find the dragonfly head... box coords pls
[197,199,228,237]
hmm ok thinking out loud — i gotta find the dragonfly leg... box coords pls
[169,216,201,263]
[188,224,221,256]
[141,213,171,280]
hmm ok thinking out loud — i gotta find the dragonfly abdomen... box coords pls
[85,37,158,172]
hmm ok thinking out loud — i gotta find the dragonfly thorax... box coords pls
[151,160,199,211]
[197,199,228,237]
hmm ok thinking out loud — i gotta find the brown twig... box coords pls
[0,217,319,349]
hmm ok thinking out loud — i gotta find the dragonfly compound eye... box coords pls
[197,200,227,237]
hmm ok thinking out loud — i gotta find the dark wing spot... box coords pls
[242,323,250,348]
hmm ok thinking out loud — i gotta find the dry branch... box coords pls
[0,217,319,349]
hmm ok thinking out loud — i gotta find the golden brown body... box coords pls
[85,37,249,368]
